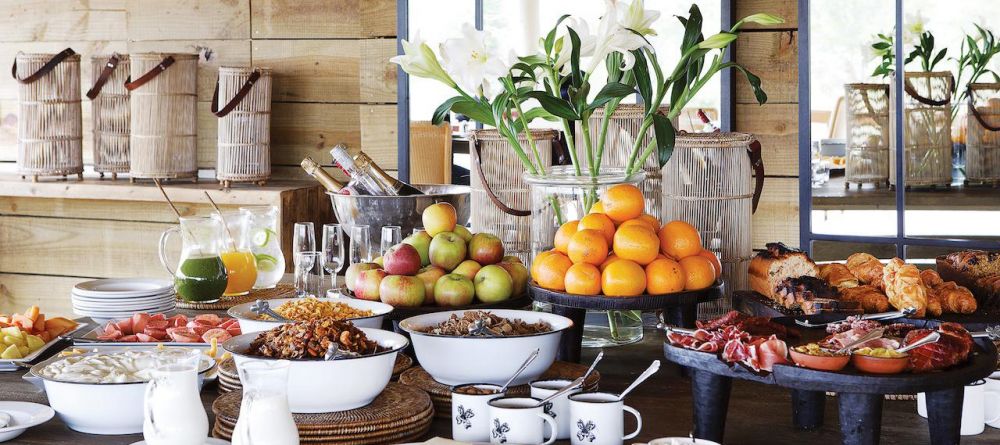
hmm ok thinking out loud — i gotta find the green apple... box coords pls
[474,265,513,303]
[468,233,505,265]
[502,255,522,264]
[429,231,467,271]
[354,268,387,301]
[422,202,458,236]
[415,265,447,298]
[402,230,433,266]
[372,256,384,267]
[379,275,426,307]
[498,260,529,297]
[434,274,475,306]
[345,262,380,292]
[453,225,473,242]
[452,259,482,281]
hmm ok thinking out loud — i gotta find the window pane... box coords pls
[810,240,897,262]
[408,0,476,121]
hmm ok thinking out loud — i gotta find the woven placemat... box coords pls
[825,391,917,401]
[215,405,434,437]
[176,284,296,310]
[214,414,432,444]
[216,354,414,395]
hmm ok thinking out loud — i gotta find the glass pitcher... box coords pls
[214,212,258,297]
[240,206,285,289]
[143,348,209,445]
[232,360,299,445]
[159,216,229,303]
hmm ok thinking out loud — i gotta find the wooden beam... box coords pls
[0,1,127,42]
[126,0,250,40]
[752,177,799,249]
[734,0,798,30]
[733,103,798,176]
[733,31,798,104]
[251,0,396,39]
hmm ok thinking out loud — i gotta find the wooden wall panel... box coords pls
[251,0,396,39]
[0,273,88,315]
[127,40,253,102]
[126,0,251,40]
[752,177,799,248]
[0,1,128,42]
[734,0,798,30]
[733,103,798,176]
[733,31,797,104]
[0,196,224,222]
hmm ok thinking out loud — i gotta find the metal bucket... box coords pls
[328,184,471,247]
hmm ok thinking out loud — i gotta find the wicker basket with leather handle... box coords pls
[88,53,131,179]
[214,66,272,188]
[127,53,198,181]
[965,82,1000,185]
[890,71,954,187]
[844,83,891,188]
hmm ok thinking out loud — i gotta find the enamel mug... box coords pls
[568,392,642,445]
[985,378,1000,428]
[451,384,505,442]
[917,380,1000,435]
[488,397,558,445]
[530,379,581,440]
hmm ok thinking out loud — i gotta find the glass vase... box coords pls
[524,166,646,347]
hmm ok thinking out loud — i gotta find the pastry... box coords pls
[882,258,928,317]
[773,276,837,309]
[945,250,1000,278]
[846,253,885,289]
[748,243,819,304]
[838,285,890,313]
[819,263,859,289]
[919,269,944,287]
[920,269,978,314]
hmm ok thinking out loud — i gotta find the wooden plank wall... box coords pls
[732,0,800,249]
[0,0,399,180]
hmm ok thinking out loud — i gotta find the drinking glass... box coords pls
[381,225,402,255]
[412,227,425,236]
[294,251,322,298]
[322,224,345,285]
[292,222,316,266]
[348,225,372,265]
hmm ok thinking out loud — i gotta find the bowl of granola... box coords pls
[228,297,393,333]
[398,310,572,386]
[222,319,408,413]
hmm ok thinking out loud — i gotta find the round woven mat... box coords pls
[176,284,296,310]
[213,415,432,444]
[216,354,414,395]
[213,382,433,432]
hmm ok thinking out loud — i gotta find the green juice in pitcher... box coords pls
[175,255,229,303]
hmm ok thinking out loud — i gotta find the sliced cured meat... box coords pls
[202,328,232,344]
[905,322,973,372]
[170,314,189,327]
[755,337,789,372]
[119,335,138,342]
[145,319,169,330]
[219,319,239,329]
[114,319,133,335]
[144,328,167,340]
[225,325,242,336]
[135,333,155,342]
[150,313,167,321]
[166,327,201,343]
[194,314,222,325]
[96,334,120,341]
[132,313,150,333]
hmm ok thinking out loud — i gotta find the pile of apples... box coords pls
[0,305,79,359]
[345,203,528,307]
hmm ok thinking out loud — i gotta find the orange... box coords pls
[618,218,656,232]
[553,220,579,254]
[645,258,686,294]
[601,259,647,297]
[578,213,616,245]
[602,184,645,224]
[612,224,660,266]
[530,250,558,280]
[658,220,702,260]
[567,229,609,266]
[638,214,660,231]
[679,255,716,291]
[564,263,602,295]
[697,249,723,279]
[589,200,604,214]
[532,251,573,291]
[599,253,621,272]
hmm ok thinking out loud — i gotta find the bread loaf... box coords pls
[749,243,819,303]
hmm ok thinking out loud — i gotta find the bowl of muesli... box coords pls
[222,318,408,413]
[398,310,572,386]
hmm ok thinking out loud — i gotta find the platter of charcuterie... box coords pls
[76,312,242,346]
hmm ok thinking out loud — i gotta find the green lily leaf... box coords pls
[524,91,579,120]
[451,99,494,126]
[722,62,768,105]
[740,13,785,26]
[651,113,675,167]
[589,82,636,111]
[431,96,468,125]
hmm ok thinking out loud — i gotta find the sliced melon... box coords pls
[0,344,22,359]
[25,335,44,351]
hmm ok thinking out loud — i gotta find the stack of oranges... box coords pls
[531,184,721,297]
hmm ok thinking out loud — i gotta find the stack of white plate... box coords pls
[71,278,176,320]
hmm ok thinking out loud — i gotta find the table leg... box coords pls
[791,389,825,430]
[664,304,698,328]
[837,392,883,445]
[550,305,586,363]
[925,386,964,445]
[690,369,731,443]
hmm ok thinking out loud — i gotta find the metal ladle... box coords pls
[250,299,290,322]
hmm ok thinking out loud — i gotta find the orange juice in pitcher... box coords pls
[214,212,258,297]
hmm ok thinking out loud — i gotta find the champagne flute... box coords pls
[381,225,402,255]
[292,222,316,266]
[294,251,322,298]
[348,225,372,265]
[322,224,345,287]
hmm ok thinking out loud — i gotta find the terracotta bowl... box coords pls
[851,353,910,374]
[789,348,851,372]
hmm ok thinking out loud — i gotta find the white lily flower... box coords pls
[551,17,597,74]
[390,32,456,88]
[585,0,650,73]
[614,0,660,36]
[903,10,926,44]
[440,23,514,97]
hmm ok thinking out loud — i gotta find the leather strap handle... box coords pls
[86,53,123,100]
[903,74,954,107]
[471,136,531,217]
[125,56,175,91]
[211,69,262,118]
[968,91,1000,132]
[12,48,76,84]
[748,139,765,214]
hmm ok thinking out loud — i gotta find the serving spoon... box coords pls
[897,331,941,354]
[581,350,604,383]
[617,360,660,401]
[498,349,540,393]
[534,376,586,408]
[468,318,498,337]
[794,307,916,328]
[250,299,290,322]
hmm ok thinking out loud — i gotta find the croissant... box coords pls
[838,285,890,313]
[925,293,944,317]
[883,258,928,318]
[846,253,885,289]
[819,263,859,289]
[919,268,978,314]
[920,269,945,287]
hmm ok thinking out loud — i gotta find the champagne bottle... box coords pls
[301,157,356,195]
[359,151,425,196]
[329,145,388,195]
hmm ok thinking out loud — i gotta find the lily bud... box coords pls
[698,33,738,50]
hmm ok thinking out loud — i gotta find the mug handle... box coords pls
[537,412,558,445]
[158,227,180,276]
[623,405,643,441]
[985,391,1000,425]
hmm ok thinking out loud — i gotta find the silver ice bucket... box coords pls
[328,184,471,249]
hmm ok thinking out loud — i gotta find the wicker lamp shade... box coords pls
[890,71,954,188]
[88,54,130,179]
[844,83,891,188]
[469,129,556,263]
[578,103,670,221]
[662,132,760,319]
[14,50,83,181]
[215,66,272,187]
[965,83,1000,185]
[128,53,198,181]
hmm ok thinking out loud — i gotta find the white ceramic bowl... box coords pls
[28,350,213,435]
[0,402,55,442]
[223,327,408,413]
[398,309,572,386]
[228,297,393,333]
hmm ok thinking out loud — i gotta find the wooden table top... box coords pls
[6,327,1000,444]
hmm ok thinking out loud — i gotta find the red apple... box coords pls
[429,231,467,271]
[474,265,514,302]
[453,225,473,242]
[383,243,422,275]
[434,273,475,306]
[345,262,380,292]
[379,275,426,307]
[502,255,522,264]
[354,268,387,301]
[422,202,457,236]
[402,230,432,266]
[468,233,505,265]
[452,259,482,281]
[415,265,447,298]
[499,260,529,297]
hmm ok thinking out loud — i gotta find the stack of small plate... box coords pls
[71,278,176,320]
